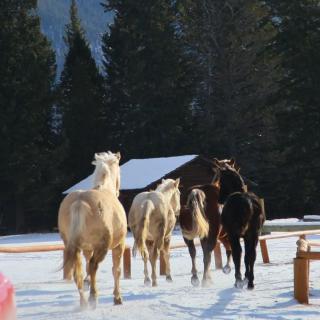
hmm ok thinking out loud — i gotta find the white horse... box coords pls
[128,178,181,287]
[58,151,127,308]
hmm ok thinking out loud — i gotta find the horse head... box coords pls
[211,158,245,204]
[92,151,121,196]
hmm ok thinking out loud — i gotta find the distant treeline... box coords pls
[1,0,320,233]
[38,0,114,72]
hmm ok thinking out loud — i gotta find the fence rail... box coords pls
[1,228,320,280]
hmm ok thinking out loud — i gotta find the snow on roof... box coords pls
[63,154,198,194]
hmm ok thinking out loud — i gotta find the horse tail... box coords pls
[182,189,209,240]
[239,196,255,235]
[63,200,91,277]
[132,200,154,259]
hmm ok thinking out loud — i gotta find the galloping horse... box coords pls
[58,151,127,308]
[221,170,265,289]
[179,159,243,287]
[128,178,181,287]
[81,152,121,289]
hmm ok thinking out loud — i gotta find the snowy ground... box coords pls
[1,230,320,320]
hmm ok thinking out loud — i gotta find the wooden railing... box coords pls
[1,227,320,281]
[0,244,132,279]
[259,229,320,263]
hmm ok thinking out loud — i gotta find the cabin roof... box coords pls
[63,154,198,194]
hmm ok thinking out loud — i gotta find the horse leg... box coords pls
[73,249,87,308]
[63,248,73,280]
[88,247,108,309]
[150,237,163,287]
[244,235,258,290]
[200,239,213,287]
[229,234,243,288]
[162,237,173,282]
[183,237,199,286]
[61,235,73,280]
[220,236,232,274]
[112,241,125,305]
[144,240,153,286]
[83,250,93,290]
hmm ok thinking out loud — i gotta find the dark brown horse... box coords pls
[179,159,243,287]
[221,190,265,289]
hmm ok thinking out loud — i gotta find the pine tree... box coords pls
[102,0,196,159]
[177,0,280,216]
[58,0,105,185]
[0,0,56,232]
[266,0,320,216]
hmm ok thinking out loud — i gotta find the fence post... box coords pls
[260,239,270,263]
[214,242,223,269]
[160,251,166,275]
[294,257,309,304]
[123,247,131,279]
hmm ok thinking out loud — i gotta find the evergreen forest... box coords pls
[1,0,320,233]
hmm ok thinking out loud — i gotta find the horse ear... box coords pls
[162,179,165,183]
[115,152,121,161]
[92,160,97,165]
[175,178,180,188]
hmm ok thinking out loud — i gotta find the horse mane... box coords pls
[227,167,245,191]
[92,161,110,189]
[156,179,175,193]
[92,151,120,191]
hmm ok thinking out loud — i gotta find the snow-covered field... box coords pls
[1,230,320,320]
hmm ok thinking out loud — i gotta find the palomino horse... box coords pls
[58,151,127,308]
[128,178,181,287]
[82,152,122,288]
[179,158,243,287]
[221,180,265,289]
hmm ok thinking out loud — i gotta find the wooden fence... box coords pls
[294,239,320,304]
[1,228,320,282]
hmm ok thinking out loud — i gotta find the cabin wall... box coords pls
[120,157,215,217]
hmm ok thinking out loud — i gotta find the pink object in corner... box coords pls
[0,273,16,320]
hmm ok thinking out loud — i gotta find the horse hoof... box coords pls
[222,265,231,274]
[201,278,212,287]
[234,279,244,289]
[247,283,254,290]
[144,278,151,287]
[114,297,123,305]
[83,279,90,291]
[79,299,88,310]
[88,297,97,309]
[166,275,173,282]
[191,275,200,287]
[152,281,158,287]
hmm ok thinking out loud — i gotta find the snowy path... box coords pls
[1,232,320,320]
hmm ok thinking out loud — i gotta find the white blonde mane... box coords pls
[156,178,181,215]
[156,179,176,193]
[92,151,121,196]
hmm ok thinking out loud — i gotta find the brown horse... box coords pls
[58,152,127,308]
[179,159,242,286]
